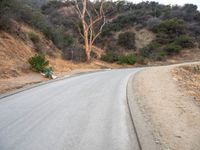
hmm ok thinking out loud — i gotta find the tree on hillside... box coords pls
[74,0,106,62]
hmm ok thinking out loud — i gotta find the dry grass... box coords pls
[0,30,35,78]
[172,64,200,102]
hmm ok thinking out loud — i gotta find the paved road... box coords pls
[0,69,141,150]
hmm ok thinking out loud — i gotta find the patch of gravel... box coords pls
[133,66,200,150]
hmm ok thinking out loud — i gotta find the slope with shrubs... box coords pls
[1,0,200,66]
[0,21,62,78]
[99,2,200,63]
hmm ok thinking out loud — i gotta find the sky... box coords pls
[129,0,200,10]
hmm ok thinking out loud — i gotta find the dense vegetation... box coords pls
[0,0,200,64]
[99,2,199,62]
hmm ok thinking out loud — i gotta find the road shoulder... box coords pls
[131,65,200,150]
[127,73,160,150]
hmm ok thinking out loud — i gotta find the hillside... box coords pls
[40,1,200,62]
[0,0,200,93]
[1,0,200,61]
[0,23,122,93]
[0,21,61,78]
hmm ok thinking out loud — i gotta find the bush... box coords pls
[174,35,194,48]
[156,32,172,44]
[101,53,136,65]
[43,67,53,78]
[149,51,167,61]
[118,54,137,65]
[28,54,49,72]
[155,18,186,36]
[118,32,136,49]
[139,42,161,57]
[163,43,182,54]
[29,32,40,43]
[49,26,74,49]
[101,52,118,63]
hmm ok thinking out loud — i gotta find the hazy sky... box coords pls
[129,0,200,10]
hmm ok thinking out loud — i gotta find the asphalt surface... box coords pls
[0,69,142,150]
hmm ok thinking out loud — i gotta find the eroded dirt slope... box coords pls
[0,30,35,78]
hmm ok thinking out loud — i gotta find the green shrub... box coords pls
[163,43,182,54]
[174,35,194,48]
[154,18,187,45]
[101,52,118,63]
[118,32,136,49]
[29,32,40,43]
[101,53,137,65]
[139,47,150,58]
[156,32,172,44]
[28,54,49,72]
[118,54,136,65]
[149,51,167,61]
[103,14,137,33]
[155,18,186,36]
[139,42,161,57]
[43,67,53,78]
[139,41,167,60]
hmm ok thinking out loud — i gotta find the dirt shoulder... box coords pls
[0,67,105,95]
[132,63,200,150]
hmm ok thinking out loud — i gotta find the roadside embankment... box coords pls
[130,64,200,150]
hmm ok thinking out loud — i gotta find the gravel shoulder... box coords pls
[132,64,200,150]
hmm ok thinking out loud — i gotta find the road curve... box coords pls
[0,69,142,150]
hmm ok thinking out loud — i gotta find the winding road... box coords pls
[0,69,142,150]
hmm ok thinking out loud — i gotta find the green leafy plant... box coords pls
[43,67,53,78]
[139,42,161,58]
[155,18,186,36]
[163,43,182,54]
[174,35,194,48]
[101,53,137,65]
[101,52,119,63]
[118,54,137,65]
[28,54,49,72]
[149,51,167,61]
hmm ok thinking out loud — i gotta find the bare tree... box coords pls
[74,0,106,62]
